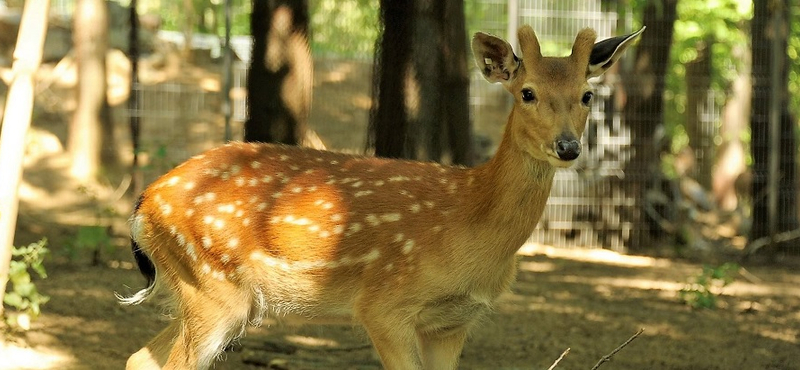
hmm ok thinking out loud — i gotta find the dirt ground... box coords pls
[2,58,800,370]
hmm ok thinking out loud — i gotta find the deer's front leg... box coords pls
[356,297,422,369]
[417,327,469,370]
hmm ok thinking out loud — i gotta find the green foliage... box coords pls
[66,186,118,264]
[309,0,379,58]
[4,238,50,330]
[663,0,752,151]
[679,262,739,309]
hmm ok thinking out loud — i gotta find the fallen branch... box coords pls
[743,228,800,256]
[546,348,570,370]
[590,328,644,370]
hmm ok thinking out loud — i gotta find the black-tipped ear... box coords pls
[587,26,645,78]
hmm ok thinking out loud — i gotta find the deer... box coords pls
[120,25,644,370]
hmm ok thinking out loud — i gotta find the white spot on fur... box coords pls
[351,181,364,188]
[279,155,290,161]
[201,263,211,274]
[185,209,195,217]
[431,225,443,233]
[243,218,251,226]
[167,176,180,186]
[362,249,380,263]
[272,192,283,199]
[250,161,262,169]
[402,239,415,254]
[291,186,303,193]
[346,223,363,235]
[257,203,268,211]
[380,213,402,222]
[388,175,410,182]
[160,203,172,215]
[202,236,213,249]
[184,181,196,190]
[231,165,241,175]
[249,178,259,187]
[214,219,225,229]
[218,204,236,213]
[409,203,421,213]
[365,214,380,226]
[235,177,245,187]
[204,215,214,225]
[424,201,435,209]
[228,238,239,248]
[354,190,374,197]
[332,225,344,234]
[319,230,331,238]
[221,254,231,263]
[374,180,385,186]
[186,243,197,261]
[262,175,273,183]
[331,214,343,222]
[393,233,405,242]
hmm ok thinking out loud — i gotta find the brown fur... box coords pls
[124,26,641,370]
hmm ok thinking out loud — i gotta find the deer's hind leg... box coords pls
[128,277,253,370]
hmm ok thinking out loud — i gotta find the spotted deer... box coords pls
[121,25,643,370]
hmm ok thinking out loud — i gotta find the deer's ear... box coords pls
[587,26,645,78]
[472,32,520,85]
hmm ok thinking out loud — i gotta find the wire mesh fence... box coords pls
[104,1,796,252]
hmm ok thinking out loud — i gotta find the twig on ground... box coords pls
[590,328,644,370]
[546,348,570,370]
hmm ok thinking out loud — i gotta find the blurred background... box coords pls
[1,1,799,368]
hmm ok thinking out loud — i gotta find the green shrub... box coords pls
[4,238,49,330]
[679,263,739,309]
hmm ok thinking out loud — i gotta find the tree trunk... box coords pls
[411,0,445,161]
[68,0,110,181]
[442,0,473,166]
[620,0,678,249]
[749,0,798,255]
[685,39,712,187]
[0,0,49,324]
[244,0,312,145]
[367,0,414,159]
[368,0,473,165]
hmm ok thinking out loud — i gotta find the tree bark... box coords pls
[68,0,110,181]
[442,0,473,166]
[0,0,49,323]
[244,0,312,145]
[368,0,472,165]
[368,0,414,159]
[749,0,798,254]
[620,0,678,249]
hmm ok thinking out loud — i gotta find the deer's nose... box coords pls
[555,138,581,161]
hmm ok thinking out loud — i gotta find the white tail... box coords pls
[122,25,643,370]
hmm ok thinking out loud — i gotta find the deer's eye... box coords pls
[521,88,536,102]
[581,91,594,106]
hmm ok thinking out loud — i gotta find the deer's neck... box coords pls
[467,110,556,257]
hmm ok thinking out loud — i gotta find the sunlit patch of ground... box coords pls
[0,343,74,370]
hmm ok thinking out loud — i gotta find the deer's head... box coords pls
[473,26,644,168]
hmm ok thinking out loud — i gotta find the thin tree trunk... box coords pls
[368,0,414,158]
[244,0,312,145]
[442,0,472,166]
[685,39,712,187]
[0,0,50,323]
[749,0,798,254]
[620,0,678,250]
[68,0,109,181]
